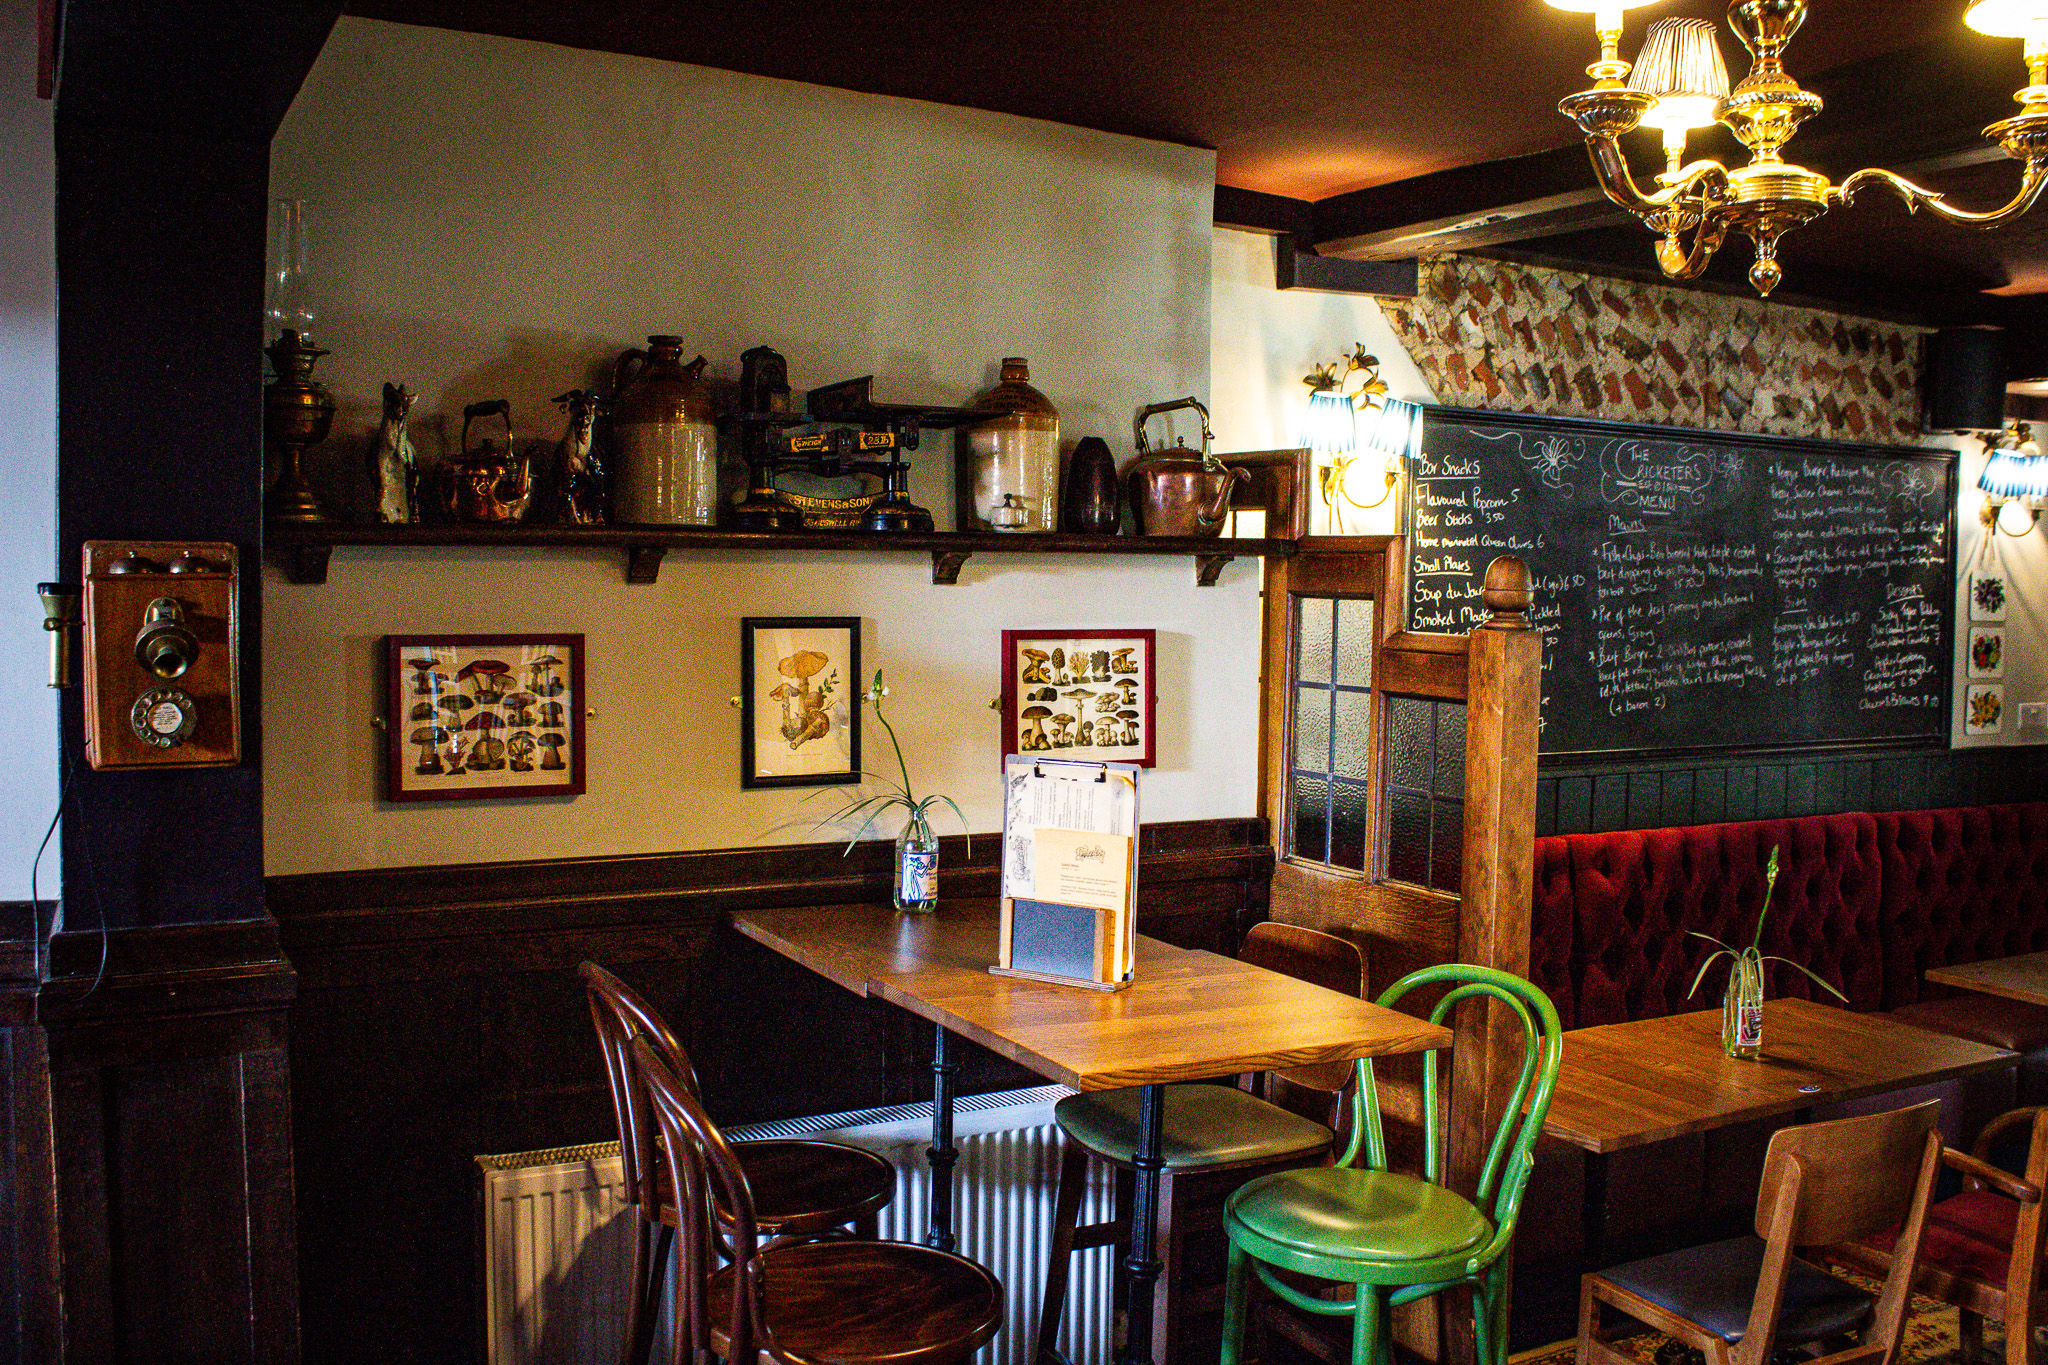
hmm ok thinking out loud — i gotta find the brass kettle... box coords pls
[1127,396,1247,538]
[441,399,531,524]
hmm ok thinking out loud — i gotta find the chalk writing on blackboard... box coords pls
[1405,410,1955,758]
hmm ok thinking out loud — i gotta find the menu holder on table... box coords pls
[992,756,1141,992]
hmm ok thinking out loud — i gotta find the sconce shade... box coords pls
[1357,396,1424,462]
[1304,389,1357,454]
[1629,18,1731,132]
[1542,0,1652,10]
[1981,443,2048,509]
[1966,0,2048,38]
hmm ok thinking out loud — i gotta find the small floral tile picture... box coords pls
[1971,570,2010,623]
[1969,626,2007,680]
[1967,683,2005,737]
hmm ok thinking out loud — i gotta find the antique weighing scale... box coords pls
[730,346,997,532]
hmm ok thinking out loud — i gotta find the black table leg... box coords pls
[1582,1149,1608,1272]
[927,1020,958,1252]
[1117,1082,1167,1365]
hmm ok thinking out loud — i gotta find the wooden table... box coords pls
[1927,951,2048,1007]
[1543,998,2016,1265]
[733,902,1451,1365]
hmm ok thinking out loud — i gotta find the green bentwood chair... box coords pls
[1219,964,1563,1365]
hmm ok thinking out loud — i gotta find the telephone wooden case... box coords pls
[81,540,241,769]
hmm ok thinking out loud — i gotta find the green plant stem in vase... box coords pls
[815,671,968,914]
[1687,845,1847,1059]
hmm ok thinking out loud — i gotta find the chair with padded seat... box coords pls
[1219,964,1562,1365]
[1035,922,1366,1365]
[1581,1100,1945,1365]
[579,961,895,1365]
[630,1034,1004,1365]
[1824,1105,2048,1365]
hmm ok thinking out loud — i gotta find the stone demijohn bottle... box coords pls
[958,357,1059,533]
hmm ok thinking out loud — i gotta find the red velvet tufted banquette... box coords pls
[1530,803,2048,1031]
[1875,804,2048,1009]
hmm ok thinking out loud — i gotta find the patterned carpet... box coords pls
[1509,1270,1986,1365]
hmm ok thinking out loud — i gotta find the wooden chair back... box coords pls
[1757,1101,1941,1247]
[631,1034,763,1365]
[1744,1101,1943,1365]
[1239,921,1366,998]
[578,961,698,1213]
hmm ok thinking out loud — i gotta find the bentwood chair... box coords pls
[579,961,894,1365]
[1219,964,1563,1365]
[1825,1105,2048,1365]
[630,1034,1005,1365]
[1581,1101,1945,1365]
[1035,923,1365,1365]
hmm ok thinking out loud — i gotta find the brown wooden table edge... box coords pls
[1924,960,2048,1007]
[729,914,881,996]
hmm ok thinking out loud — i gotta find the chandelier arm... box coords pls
[1653,210,1729,281]
[1838,160,2048,229]
[1586,137,1727,218]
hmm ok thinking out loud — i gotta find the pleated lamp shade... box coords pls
[1982,440,2048,510]
[1629,18,1731,133]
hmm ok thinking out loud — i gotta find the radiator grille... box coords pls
[478,1087,1114,1365]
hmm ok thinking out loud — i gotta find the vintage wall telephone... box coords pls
[77,541,241,769]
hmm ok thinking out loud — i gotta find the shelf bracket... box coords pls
[1195,554,1235,587]
[269,542,333,586]
[931,550,971,586]
[624,546,666,585]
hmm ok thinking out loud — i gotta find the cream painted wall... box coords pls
[1209,228,1433,537]
[263,19,1251,875]
[0,8,58,901]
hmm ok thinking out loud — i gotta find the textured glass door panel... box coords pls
[1333,691,1374,781]
[1387,790,1431,885]
[1331,779,1370,871]
[1294,773,1331,864]
[1387,696,1434,790]
[1431,799,1465,893]
[1434,702,1468,798]
[1336,598,1375,688]
[1294,684,1332,773]
[1297,598,1333,683]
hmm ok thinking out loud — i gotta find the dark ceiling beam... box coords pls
[1311,29,2032,263]
[1275,240,1417,297]
[1213,185,1314,239]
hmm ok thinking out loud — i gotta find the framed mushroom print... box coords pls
[1001,629,1155,767]
[383,634,585,802]
[741,617,861,789]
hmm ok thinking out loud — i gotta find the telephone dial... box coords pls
[81,541,241,769]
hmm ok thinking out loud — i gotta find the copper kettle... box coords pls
[441,399,531,524]
[1127,397,1247,538]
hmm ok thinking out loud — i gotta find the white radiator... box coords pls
[477,1086,1115,1365]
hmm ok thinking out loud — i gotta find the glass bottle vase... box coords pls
[1722,949,1765,1059]
[895,809,939,913]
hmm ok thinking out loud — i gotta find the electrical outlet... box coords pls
[2020,702,2048,733]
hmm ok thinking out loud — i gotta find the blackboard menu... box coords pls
[1404,408,1956,759]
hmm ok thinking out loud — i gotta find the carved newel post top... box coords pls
[1482,555,1533,628]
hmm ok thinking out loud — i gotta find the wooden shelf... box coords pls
[264,521,1297,586]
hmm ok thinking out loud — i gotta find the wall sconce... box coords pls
[1303,346,1421,534]
[1980,423,2048,536]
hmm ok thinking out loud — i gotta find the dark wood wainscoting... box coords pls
[4,915,301,1364]
[270,818,1272,1365]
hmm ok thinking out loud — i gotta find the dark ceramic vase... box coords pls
[1061,436,1121,535]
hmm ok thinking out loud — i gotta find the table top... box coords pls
[1542,997,2016,1154]
[732,903,1452,1092]
[1926,952,2048,1008]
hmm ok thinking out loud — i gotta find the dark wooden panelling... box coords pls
[0,904,59,1365]
[1540,747,2048,836]
[30,917,299,1365]
[275,819,1272,1365]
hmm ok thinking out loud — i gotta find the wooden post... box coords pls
[1444,555,1542,1365]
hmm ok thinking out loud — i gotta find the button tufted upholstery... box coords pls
[1529,813,1883,1029]
[1529,803,2048,1032]
[1876,805,2048,1009]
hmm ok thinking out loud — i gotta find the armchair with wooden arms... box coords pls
[1825,1107,2048,1365]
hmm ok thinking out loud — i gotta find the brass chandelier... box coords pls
[1548,0,2048,296]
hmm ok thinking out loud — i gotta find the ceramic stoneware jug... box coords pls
[958,357,1059,533]
[611,336,717,526]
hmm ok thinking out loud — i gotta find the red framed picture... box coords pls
[383,633,586,802]
[1000,629,1156,767]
